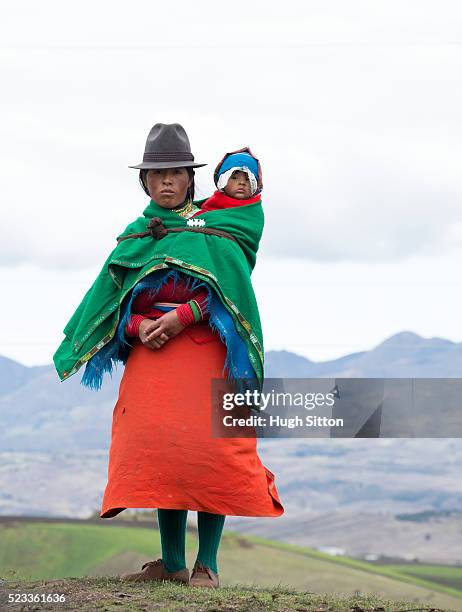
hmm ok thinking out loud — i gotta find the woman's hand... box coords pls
[138,311,186,349]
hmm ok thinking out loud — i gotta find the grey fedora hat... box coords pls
[129,122,207,169]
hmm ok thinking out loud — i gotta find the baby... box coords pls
[125,147,262,348]
[197,147,263,213]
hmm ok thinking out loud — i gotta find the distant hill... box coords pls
[0,355,50,397]
[264,331,462,377]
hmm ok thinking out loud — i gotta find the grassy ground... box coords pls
[0,577,453,611]
[0,521,461,611]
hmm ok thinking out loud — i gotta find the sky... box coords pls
[1,0,462,366]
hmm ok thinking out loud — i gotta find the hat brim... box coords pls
[129,161,207,169]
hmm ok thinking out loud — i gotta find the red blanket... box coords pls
[194,189,261,215]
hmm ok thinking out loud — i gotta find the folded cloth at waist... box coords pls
[151,301,183,307]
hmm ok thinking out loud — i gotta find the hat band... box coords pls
[143,151,194,161]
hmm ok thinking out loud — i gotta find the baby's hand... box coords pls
[139,311,185,350]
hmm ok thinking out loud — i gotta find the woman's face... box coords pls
[146,167,192,208]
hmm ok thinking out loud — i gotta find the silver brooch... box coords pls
[187,218,206,227]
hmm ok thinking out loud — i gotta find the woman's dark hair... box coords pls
[139,167,195,202]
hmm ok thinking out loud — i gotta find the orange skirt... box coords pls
[100,321,284,518]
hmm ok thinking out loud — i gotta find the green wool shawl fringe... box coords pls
[53,197,265,394]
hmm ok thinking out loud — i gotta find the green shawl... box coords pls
[53,197,265,387]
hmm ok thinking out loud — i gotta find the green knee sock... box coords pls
[157,508,188,573]
[195,511,226,574]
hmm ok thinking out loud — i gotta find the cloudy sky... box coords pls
[1,0,462,367]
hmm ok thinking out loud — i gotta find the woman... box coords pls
[53,122,284,589]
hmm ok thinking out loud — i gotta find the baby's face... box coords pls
[224,170,252,199]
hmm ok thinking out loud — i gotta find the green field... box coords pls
[385,563,462,591]
[0,521,461,611]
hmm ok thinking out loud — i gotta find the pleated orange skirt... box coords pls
[100,321,284,518]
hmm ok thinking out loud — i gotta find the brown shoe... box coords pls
[119,558,189,584]
[189,560,219,588]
